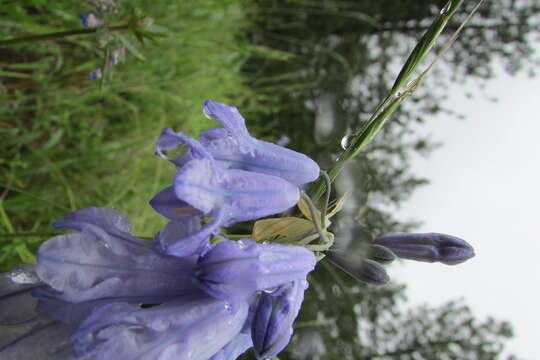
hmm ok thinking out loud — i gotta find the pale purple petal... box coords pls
[72,293,248,360]
[373,232,475,265]
[36,231,198,303]
[157,208,223,257]
[195,240,316,305]
[252,280,308,359]
[202,99,320,185]
[0,268,75,359]
[149,186,201,219]
[209,333,253,360]
[174,158,300,225]
[53,207,152,255]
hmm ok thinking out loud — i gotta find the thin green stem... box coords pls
[0,232,60,238]
[309,0,480,202]
[0,25,129,46]
[320,170,332,226]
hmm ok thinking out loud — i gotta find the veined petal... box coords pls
[174,158,300,225]
[252,280,308,359]
[36,231,197,303]
[72,293,248,360]
[53,207,153,255]
[202,99,320,185]
[195,240,316,304]
[0,268,75,360]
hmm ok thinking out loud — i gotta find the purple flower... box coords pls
[88,68,102,80]
[373,232,475,265]
[80,13,101,27]
[157,99,320,186]
[194,239,315,306]
[37,207,199,303]
[71,292,249,360]
[251,280,308,360]
[154,130,301,256]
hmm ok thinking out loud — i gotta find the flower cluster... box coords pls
[0,100,320,360]
[0,100,475,360]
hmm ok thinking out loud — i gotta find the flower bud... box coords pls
[373,232,475,265]
[252,280,308,359]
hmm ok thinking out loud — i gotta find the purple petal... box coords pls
[252,280,308,359]
[195,240,316,304]
[209,333,253,360]
[149,186,201,219]
[0,268,75,359]
[174,158,300,225]
[72,293,248,360]
[53,207,152,254]
[157,208,223,257]
[36,231,198,303]
[373,233,475,265]
[202,99,320,185]
[156,128,209,167]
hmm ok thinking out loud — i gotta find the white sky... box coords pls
[391,69,540,359]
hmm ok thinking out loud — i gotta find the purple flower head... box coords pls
[154,129,301,256]
[373,232,475,265]
[252,279,308,360]
[80,13,101,27]
[194,239,315,306]
[88,68,102,80]
[157,100,320,186]
[72,292,248,360]
[37,207,199,304]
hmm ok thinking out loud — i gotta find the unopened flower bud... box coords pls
[252,280,308,359]
[373,232,475,265]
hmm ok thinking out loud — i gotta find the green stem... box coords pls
[0,232,61,238]
[0,25,129,46]
[309,0,469,202]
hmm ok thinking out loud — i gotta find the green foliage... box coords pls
[0,0,254,270]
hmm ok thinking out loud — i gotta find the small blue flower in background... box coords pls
[80,13,101,28]
[88,68,102,80]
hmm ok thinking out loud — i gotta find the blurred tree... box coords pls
[237,0,534,358]
[242,0,540,231]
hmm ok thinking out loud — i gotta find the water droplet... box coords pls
[440,4,449,15]
[262,240,270,245]
[395,91,402,98]
[340,135,351,150]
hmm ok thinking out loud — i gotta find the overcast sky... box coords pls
[390,68,540,359]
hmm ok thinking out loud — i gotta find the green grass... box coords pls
[0,0,256,270]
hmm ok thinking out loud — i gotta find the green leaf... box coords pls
[115,33,147,61]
